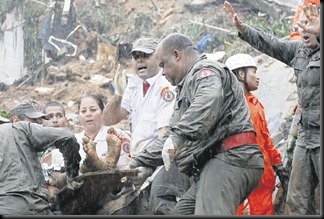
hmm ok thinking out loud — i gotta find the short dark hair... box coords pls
[43,101,66,116]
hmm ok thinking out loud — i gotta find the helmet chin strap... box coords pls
[237,72,251,92]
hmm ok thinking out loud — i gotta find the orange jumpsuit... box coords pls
[290,0,320,40]
[236,93,283,215]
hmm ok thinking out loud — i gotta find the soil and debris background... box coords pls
[0,0,298,132]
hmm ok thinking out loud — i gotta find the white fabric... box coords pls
[121,71,176,157]
[162,137,174,171]
[121,70,176,189]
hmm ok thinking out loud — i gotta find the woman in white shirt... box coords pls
[75,93,130,173]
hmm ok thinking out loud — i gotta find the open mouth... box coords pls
[138,66,147,72]
[302,35,310,43]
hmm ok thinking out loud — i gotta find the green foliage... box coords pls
[22,0,48,72]
[178,11,292,58]
[0,110,9,119]
[245,15,292,38]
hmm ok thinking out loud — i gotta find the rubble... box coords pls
[0,1,297,140]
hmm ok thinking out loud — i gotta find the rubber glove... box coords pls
[114,68,127,96]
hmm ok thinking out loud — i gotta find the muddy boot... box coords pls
[105,127,122,171]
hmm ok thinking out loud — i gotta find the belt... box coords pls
[222,131,257,152]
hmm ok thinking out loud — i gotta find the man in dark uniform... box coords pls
[138,32,264,215]
[0,102,81,215]
[224,1,320,215]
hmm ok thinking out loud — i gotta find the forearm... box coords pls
[129,127,169,168]
[102,95,127,125]
[239,26,298,65]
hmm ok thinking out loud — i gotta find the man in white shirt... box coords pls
[102,37,190,215]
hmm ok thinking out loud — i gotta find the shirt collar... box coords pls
[145,69,161,85]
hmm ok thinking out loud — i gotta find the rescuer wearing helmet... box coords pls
[225,54,289,215]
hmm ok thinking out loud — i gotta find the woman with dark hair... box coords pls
[75,93,130,173]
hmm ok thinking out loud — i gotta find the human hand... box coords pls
[66,175,84,191]
[114,66,127,96]
[128,166,153,188]
[47,185,59,204]
[223,1,245,33]
[273,164,289,192]
[162,137,175,171]
[297,3,320,36]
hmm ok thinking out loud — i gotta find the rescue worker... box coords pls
[152,32,264,215]
[102,37,190,215]
[8,100,50,124]
[225,53,289,215]
[224,1,320,215]
[0,102,81,215]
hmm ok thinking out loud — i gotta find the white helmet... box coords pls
[225,53,257,71]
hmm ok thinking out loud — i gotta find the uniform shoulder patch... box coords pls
[160,87,175,102]
[198,68,214,79]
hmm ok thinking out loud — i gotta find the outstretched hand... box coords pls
[297,3,320,36]
[223,1,245,33]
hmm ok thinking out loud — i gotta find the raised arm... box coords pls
[223,1,246,34]
[102,69,129,125]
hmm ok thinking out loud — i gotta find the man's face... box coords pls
[155,45,179,86]
[245,67,259,92]
[298,11,319,49]
[131,51,161,80]
[42,106,67,128]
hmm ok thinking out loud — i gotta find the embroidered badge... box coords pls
[160,87,169,97]
[198,68,214,78]
[162,90,175,102]
[121,138,130,153]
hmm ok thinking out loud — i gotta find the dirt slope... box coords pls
[0,0,295,132]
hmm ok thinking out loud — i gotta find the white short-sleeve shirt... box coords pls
[121,71,176,157]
